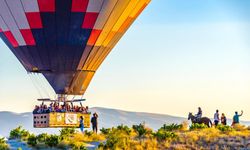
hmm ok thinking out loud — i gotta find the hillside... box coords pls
[1,107,250,137]
[0,107,185,137]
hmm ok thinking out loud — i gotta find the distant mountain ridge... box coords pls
[0,107,250,137]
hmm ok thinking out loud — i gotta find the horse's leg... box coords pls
[206,119,212,127]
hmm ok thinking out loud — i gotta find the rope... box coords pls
[28,73,43,98]
[32,74,47,98]
[36,74,51,98]
[71,95,76,101]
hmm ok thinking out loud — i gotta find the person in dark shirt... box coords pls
[91,113,98,133]
[79,116,84,133]
[221,113,227,125]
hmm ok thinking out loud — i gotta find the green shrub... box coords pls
[20,130,30,141]
[0,138,6,144]
[71,143,87,150]
[27,134,37,146]
[0,138,9,150]
[60,128,76,137]
[101,125,132,149]
[45,135,60,147]
[9,126,22,139]
[104,135,121,149]
[153,130,178,141]
[160,123,183,131]
[0,144,9,150]
[116,124,131,135]
[100,127,111,135]
[84,130,94,136]
[9,126,30,141]
[189,123,208,130]
[36,133,48,143]
[98,142,104,148]
[132,123,151,138]
[216,124,233,132]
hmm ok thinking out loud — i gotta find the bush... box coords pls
[60,128,76,137]
[27,134,37,146]
[73,145,87,150]
[36,133,48,143]
[189,123,208,130]
[71,142,87,150]
[9,126,22,139]
[153,130,178,141]
[21,129,30,141]
[84,130,93,137]
[100,127,111,135]
[101,125,133,149]
[181,121,189,131]
[117,124,131,135]
[0,138,6,144]
[160,123,183,131]
[233,124,247,131]
[216,124,233,132]
[0,138,9,150]
[9,126,30,141]
[132,123,152,138]
[45,135,60,147]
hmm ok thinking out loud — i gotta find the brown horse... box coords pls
[188,112,212,127]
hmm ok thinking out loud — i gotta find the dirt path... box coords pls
[7,139,101,150]
[86,141,101,150]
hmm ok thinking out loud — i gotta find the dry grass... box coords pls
[14,124,250,150]
[165,125,250,150]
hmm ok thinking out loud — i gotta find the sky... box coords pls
[1,0,250,121]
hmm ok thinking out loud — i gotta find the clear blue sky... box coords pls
[1,0,250,120]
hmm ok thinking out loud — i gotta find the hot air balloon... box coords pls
[0,0,150,128]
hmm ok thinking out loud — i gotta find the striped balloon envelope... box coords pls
[0,0,151,95]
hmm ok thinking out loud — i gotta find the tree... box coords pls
[0,138,9,150]
[9,126,30,140]
[60,128,76,137]
[45,135,60,147]
[132,123,149,138]
[36,133,48,143]
[27,134,37,147]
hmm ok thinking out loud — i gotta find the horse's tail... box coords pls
[209,119,213,127]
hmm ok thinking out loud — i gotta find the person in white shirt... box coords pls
[214,109,219,126]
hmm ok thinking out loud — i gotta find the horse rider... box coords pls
[195,107,202,122]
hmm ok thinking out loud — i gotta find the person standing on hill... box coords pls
[91,113,98,133]
[221,113,227,125]
[232,110,243,125]
[79,116,84,133]
[214,109,220,126]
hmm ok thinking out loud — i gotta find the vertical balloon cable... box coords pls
[28,73,43,98]
[36,73,51,98]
